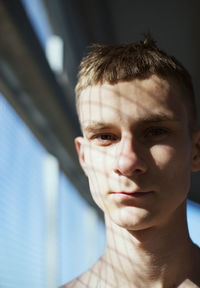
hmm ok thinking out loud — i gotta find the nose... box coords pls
[114,136,147,177]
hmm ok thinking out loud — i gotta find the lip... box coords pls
[112,191,153,198]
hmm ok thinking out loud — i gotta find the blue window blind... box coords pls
[0,94,47,287]
[0,94,106,287]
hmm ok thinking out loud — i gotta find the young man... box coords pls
[61,37,200,287]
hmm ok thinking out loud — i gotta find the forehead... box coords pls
[78,75,186,128]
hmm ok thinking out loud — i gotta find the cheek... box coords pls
[84,146,115,209]
[84,145,114,173]
[150,145,177,170]
[84,146,109,190]
[150,144,192,193]
[150,142,192,171]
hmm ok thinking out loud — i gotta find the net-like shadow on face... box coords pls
[67,77,200,288]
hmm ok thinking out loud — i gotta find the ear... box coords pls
[191,129,200,172]
[75,136,88,177]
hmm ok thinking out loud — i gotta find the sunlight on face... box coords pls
[76,75,193,230]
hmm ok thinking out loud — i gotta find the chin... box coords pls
[108,207,154,231]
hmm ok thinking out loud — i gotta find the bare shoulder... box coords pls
[59,260,101,288]
[59,276,85,288]
[194,243,200,263]
[59,273,90,288]
[191,243,200,287]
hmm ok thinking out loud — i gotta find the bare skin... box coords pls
[61,210,200,288]
[60,76,200,288]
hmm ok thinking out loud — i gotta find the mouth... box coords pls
[113,191,153,198]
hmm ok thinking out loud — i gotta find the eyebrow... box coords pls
[82,114,180,133]
[83,122,116,133]
[140,114,180,123]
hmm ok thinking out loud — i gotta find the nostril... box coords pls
[135,168,142,173]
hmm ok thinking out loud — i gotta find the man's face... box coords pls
[75,75,199,230]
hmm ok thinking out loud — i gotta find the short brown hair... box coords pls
[75,36,197,129]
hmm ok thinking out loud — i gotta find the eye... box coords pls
[145,127,169,138]
[93,133,118,146]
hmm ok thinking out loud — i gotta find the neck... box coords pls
[98,203,198,288]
